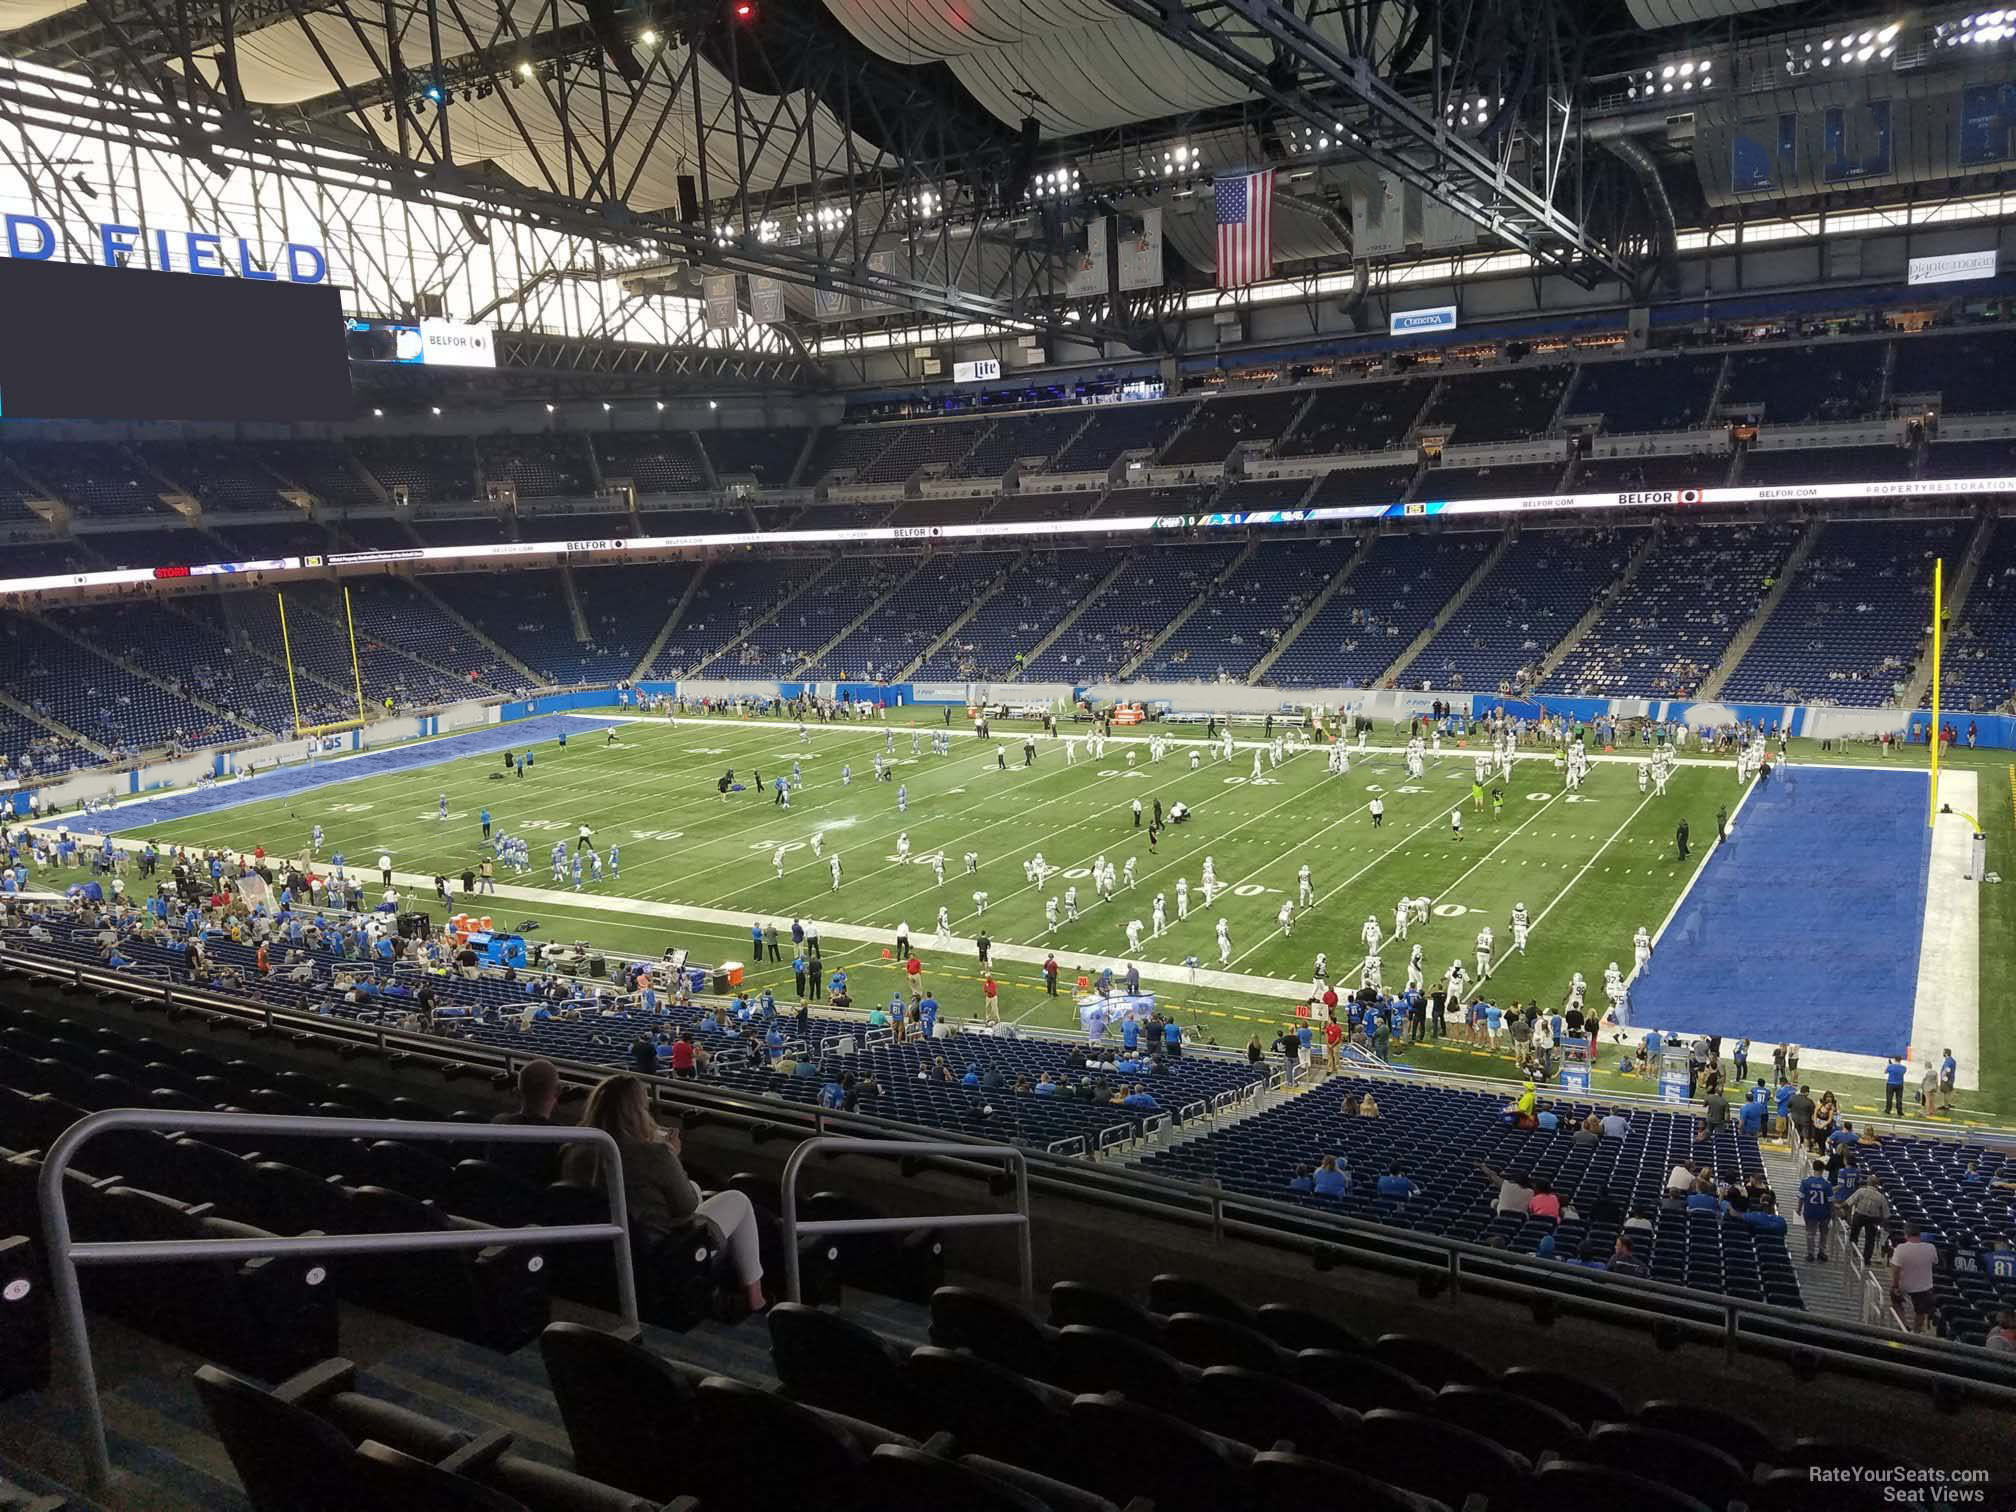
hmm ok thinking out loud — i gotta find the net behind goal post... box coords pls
[275,584,371,742]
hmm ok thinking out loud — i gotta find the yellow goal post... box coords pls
[275,585,371,739]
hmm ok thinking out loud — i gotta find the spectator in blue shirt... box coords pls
[961,1065,982,1087]
[1311,1155,1351,1197]
[919,996,938,1035]
[1033,1074,1059,1097]
[1738,1092,1767,1138]
[1797,1159,1835,1261]
[1163,1020,1182,1056]
[818,1077,846,1110]
[1376,1166,1420,1201]
[1120,1085,1159,1112]
[1684,1179,1722,1215]
[1939,1049,1958,1112]
[1883,1055,1907,1117]
[1286,1166,1315,1194]
[1985,1238,2016,1280]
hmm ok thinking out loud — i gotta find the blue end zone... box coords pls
[95,715,620,835]
[1630,767,1928,1058]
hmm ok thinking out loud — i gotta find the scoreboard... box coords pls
[0,255,351,422]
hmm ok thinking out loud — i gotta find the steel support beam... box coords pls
[1098,0,1636,286]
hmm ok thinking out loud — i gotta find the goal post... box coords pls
[276,585,371,739]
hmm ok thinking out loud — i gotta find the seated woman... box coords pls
[562,1073,766,1315]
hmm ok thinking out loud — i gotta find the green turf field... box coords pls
[112,709,2015,1126]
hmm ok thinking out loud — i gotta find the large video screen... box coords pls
[0,256,351,422]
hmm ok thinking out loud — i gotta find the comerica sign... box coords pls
[1,213,328,284]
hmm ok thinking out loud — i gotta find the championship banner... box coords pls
[858,250,901,316]
[1117,207,1162,292]
[1065,217,1108,299]
[702,274,739,330]
[748,274,785,324]
[812,285,856,322]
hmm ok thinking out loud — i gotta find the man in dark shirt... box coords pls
[1786,1084,1816,1149]
[486,1058,562,1188]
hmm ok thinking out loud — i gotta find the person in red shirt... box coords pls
[669,1032,698,1080]
[905,955,923,991]
[1043,954,1059,996]
[982,974,999,1024]
[254,942,270,976]
[1323,1016,1342,1074]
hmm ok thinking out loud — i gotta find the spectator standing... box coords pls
[1889,1225,1940,1334]
[1882,1056,1906,1117]
[1797,1159,1834,1263]
[1842,1176,1890,1264]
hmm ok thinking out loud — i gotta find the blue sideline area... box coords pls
[87,715,619,835]
[1629,767,1928,1058]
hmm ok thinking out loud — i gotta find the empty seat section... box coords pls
[1267,531,1496,687]
[1138,539,1338,682]
[597,431,712,493]
[1543,522,1798,698]
[1722,343,1883,423]
[1021,542,1243,680]
[1418,366,1574,443]
[1398,527,1644,695]
[1721,518,1966,707]
[1160,391,1305,465]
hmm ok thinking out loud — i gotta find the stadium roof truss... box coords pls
[0,0,1760,357]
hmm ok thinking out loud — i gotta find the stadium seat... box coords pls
[538,1180,726,1330]
[1049,1279,1164,1341]
[768,1301,924,1433]
[1498,1364,1629,1426]
[538,1323,710,1500]
[687,1374,915,1512]
[1254,1301,1364,1354]
[1245,1450,1456,1512]
[1530,1459,1715,1512]
[802,1189,944,1300]
[1189,1364,1359,1455]
[1053,1324,1199,1414]
[1293,1346,1437,1412]
[0,1234,50,1401]
[1367,1333,1493,1389]
[904,1346,1074,1463]
[930,1285,1059,1379]
[1432,1384,1586,1460]
[1162,1310,1294,1373]
[1061,1392,1253,1512]
[1581,1423,1750,1505]
[1148,1272,1258,1327]
[1634,1397,1779,1467]
[1352,1408,1532,1509]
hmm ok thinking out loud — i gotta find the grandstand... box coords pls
[7,10,2016,1501]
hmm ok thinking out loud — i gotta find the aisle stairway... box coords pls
[1759,1140,1864,1326]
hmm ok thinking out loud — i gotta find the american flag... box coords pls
[1214,169,1274,288]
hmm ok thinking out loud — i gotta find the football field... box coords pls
[116,710,1722,1043]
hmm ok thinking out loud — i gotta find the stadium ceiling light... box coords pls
[544,402,556,413]
[655,400,666,411]
[639,28,659,45]
[708,399,719,409]
[372,407,384,417]
[515,60,534,77]
[430,406,442,416]
[601,401,613,411]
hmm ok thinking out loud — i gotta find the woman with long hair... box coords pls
[562,1074,765,1313]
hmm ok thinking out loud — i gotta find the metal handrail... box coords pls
[36,1107,640,1492]
[777,1137,1032,1307]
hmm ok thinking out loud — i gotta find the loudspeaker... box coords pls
[677,174,701,225]
[588,954,607,978]
[397,911,431,940]
[1004,116,1040,205]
